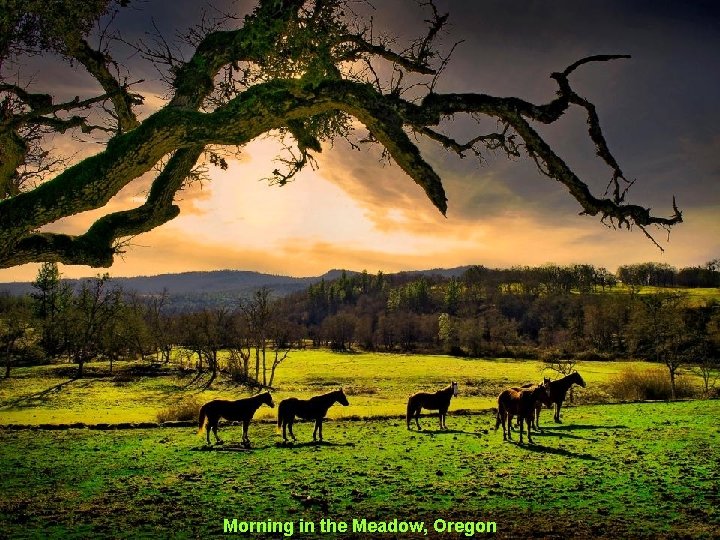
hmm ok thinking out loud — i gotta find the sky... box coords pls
[1,0,718,281]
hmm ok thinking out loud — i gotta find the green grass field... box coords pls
[0,352,717,538]
[1,401,718,539]
[0,351,704,425]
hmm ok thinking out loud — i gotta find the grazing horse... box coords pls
[197,391,274,446]
[541,371,586,424]
[495,384,549,444]
[277,389,349,442]
[406,382,459,430]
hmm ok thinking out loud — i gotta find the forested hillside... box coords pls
[1,262,718,387]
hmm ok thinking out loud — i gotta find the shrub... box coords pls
[157,395,203,423]
[608,367,697,401]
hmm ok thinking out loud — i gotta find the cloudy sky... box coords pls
[1,0,718,281]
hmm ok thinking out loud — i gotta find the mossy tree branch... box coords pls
[0,1,682,268]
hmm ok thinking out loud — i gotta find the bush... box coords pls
[608,367,697,401]
[157,395,203,423]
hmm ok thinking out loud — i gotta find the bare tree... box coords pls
[65,274,123,377]
[0,1,682,269]
[0,293,32,378]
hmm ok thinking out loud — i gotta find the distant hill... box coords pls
[0,266,473,310]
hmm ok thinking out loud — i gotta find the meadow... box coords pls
[0,351,696,425]
[0,352,718,539]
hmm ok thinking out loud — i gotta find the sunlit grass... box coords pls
[0,352,704,425]
[605,284,720,306]
[0,401,718,538]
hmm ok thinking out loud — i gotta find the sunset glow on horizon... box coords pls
[1,1,718,283]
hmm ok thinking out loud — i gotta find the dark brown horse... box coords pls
[513,379,552,431]
[198,391,274,446]
[495,384,549,444]
[540,371,586,425]
[277,389,349,442]
[406,382,458,430]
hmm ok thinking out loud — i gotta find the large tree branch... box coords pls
[0,79,447,265]
[66,39,141,133]
[0,49,683,267]
[336,35,436,75]
[6,146,203,267]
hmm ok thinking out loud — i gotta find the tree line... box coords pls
[1,262,719,397]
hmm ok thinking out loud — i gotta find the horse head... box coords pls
[573,371,587,388]
[262,391,275,408]
[451,381,459,397]
[336,388,350,406]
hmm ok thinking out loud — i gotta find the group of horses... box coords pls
[196,372,586,447]
[197,388,349,446]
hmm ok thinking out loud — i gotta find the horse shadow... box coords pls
[532,429,588,441]
[414,428,481,437]
[275,440,355,449]
[544,423,628,431]
[193,443,256,452]
[516,442,598,461]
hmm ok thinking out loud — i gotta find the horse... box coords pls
[495,384,549,444]
[277,389,349,442]
[541,371,586,424]
[512,379,552,431]
[406,382,458,430]
[197,391,274,446]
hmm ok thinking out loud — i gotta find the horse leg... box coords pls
[312,419,319,442]
[288,420,296,441]
[415,408,422,430]
[555,401,562,423]
[519,417,525,444]
[282,421,287,442]
[318,419,323,442]
[211,420,223,445]
[535,403,542,431]
[242,419,250,446]
[526,417,534,444]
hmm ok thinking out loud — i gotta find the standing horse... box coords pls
[495,384,549,444]
[513,380,552,431]
[197,391,274,446]
[540,372,586,425]
[277,389,349,442]
[406,382,458,430]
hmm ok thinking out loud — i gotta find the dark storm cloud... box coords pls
[12,1,718,254]
[358,0,719,223]
[69,0,719,223]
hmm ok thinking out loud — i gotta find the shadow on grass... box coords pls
[275,440,356,448]
[531,429,587,441]
[192,444,253,452]
[542,423,628,431]
[516,441,598,461]
[1,378,81,408]
[412,428,482,437]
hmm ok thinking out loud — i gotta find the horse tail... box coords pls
[406,395,414,428]
[276,401,284,433]
[494,400,503,431]
[197,404,207,436]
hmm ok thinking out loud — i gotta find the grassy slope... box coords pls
[0,352,699,424]
[1,401,718,539]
